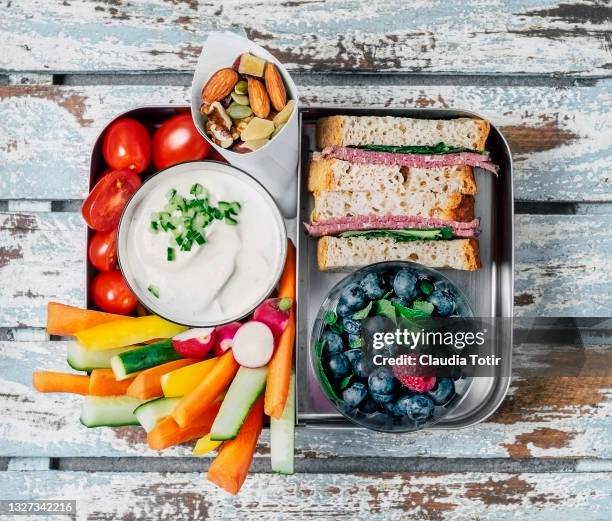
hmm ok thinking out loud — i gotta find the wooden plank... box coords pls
[2,1,611,75]
[2,339,611,458]
[1,212,611,328]
[1,470,610,520]
[1,81,610,202]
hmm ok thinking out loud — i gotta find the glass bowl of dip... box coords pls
[310,261,474,433]
[117,160,287,327]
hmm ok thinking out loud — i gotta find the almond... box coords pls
[264,63,287,112]
[202,68,239,105]
[247,77,270,119]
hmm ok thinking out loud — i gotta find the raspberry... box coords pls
[393,365,436,393]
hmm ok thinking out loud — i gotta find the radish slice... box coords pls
[172,327,216,359]
[232,321,274,368]
[213,322,242,356]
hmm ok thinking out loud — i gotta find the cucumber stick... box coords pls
[67,341,134,372]
[270,372,295,474]
[134,397,181,432]
[111,339,181,380]
[80,396,144,427]
[210,366,268,441]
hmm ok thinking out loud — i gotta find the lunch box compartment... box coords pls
[295,107,514,429]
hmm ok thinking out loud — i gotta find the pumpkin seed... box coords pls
[231,92,250,105]
[234,80,248,95]
[227,102,253,120]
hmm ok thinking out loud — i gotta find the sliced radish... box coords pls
[232,321,274,368]
[213,321,242,356]
[172,327,216,359]
[252,297,293,337]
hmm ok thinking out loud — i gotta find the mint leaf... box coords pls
[338,374,352,391]
[394,301,430,318]
[324,311,338,325]
[412,300,434,315]
[374,299,397,323]
[314,341,340,401]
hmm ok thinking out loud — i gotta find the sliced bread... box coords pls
[308,157,476,195]
[318,236,481,272]
[311,190,474,223]
[317,116,490,151]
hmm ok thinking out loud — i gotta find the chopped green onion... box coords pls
[148,285,160,298]
[190,183,204,196]
[150,187,241,260]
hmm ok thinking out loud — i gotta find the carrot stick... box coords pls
[147,402,221,450]
[47,302,131,336]
[277,240,296,301]
[264,239,297,418]
[126,359,196,400]
[89,369,134,396]
[32,370,90,395]
[207,396,264,495]
[172,351,239,428]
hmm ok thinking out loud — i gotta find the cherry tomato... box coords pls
[103,118,151,174]
[88,230,118,272]
[81,169,141,232]
[152,113,211,169]
[91,270,137,315]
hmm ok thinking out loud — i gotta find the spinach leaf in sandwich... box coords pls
[339,227,453,242]
[359,142,484,155]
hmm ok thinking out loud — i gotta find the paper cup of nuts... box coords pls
[191,31,299,217]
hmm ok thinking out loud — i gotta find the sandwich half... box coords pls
[306,115,495,272]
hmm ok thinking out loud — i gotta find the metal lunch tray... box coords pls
[295,107,514,429]
[89,105,514,430]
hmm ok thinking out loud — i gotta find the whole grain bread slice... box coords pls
[308,157,476,195]
[318,236,481,272]
[311,190,475,223]
[317,116,490,151]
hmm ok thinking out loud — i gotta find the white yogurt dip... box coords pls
[118,161,286,326]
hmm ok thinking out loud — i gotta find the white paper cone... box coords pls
[191,31,299,218]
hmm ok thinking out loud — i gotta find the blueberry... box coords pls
[427,377,455,405]
[390,296,410,308]
[342,317,362,335]
[345,349,370,378]
[393,269,419,302]
[402,395,435,423]
[360,272,387,300]
[321,330,344,356]
[338,283,368,312]
[369,390,394,404]
[336,301,352,317]
[342,382,367,408]
[428,289,455,317]
[325,353,351,381]
[359,397,379,414]
[383,401,402,416]
[368,367,395,395]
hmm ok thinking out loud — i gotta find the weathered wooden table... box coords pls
[1,1,611,519]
